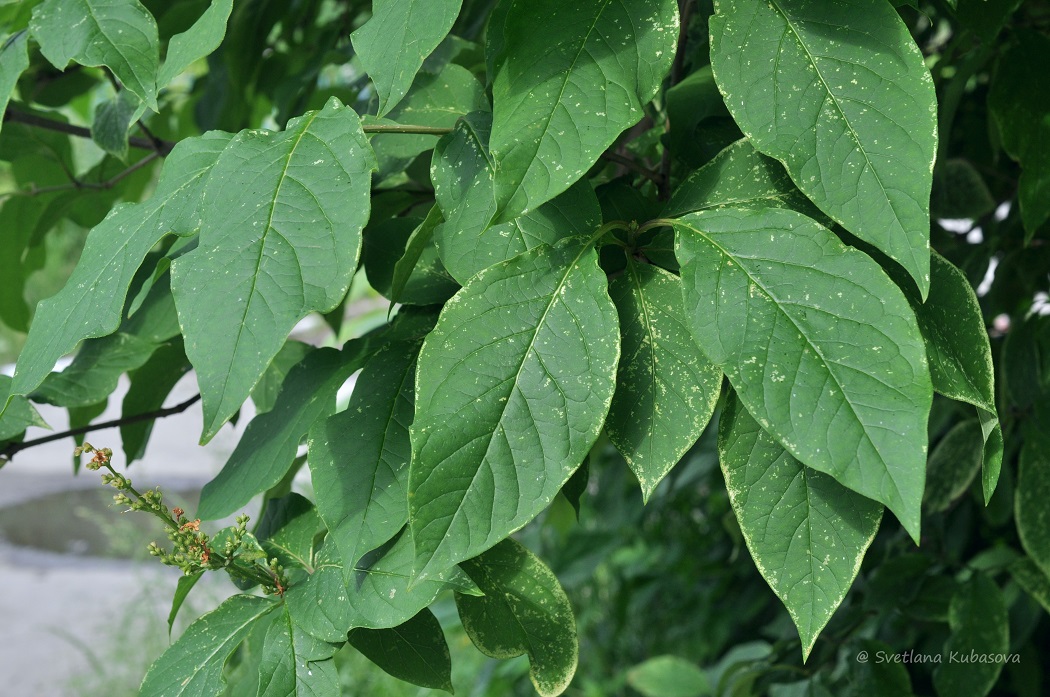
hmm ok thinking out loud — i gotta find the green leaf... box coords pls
[931,159,996,220]
[606,260,722,501]
[250,341,312,416]
[167,571,203,637]
[197,344,366,520]
[32,332,157,408]
[457,538,578,697]
[156,0,233,88]
[902,252,1001,501]
[955,0,1022,43]
[933,573,1009,697]
[409,235,619,578]
[5,131,231,409]
[1009,557,1050,616]
[988,31,1050,238]
[560,454,589,519]
[391,205,448,305]
[627,655,710,697]
[665,139,818,219]
[0,31,29,139]
[348,609,453,693]
[709,0,937,297]
[432,110,603,283]
[351,0,464,116]
[0,375,49,442]
[924,419,983,514]
[718,392,882,659]
[121,339,191,464]
[30,0,160,110]
[91,89,138,160]
[347,529,481,629]
[258,606,341,697]
[363,215,459,307]
[255,493,321,571]
[139,594,277,697]
[309,340,421,575]
[674,207,931,541]
[664,65,740,170]
[1017,433,1050,580]
[488,0,678,222]
[171,98,375,442]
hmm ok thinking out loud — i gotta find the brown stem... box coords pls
[1,394,201,462]
[659,0,694,199]
[3,107,173,152]
[600,151,663,185]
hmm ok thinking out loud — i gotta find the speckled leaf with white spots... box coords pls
[456,539,578,697]
[139,594,278,697]
[5,131,232,409]
[606,260,722,501]
[171,98,376,443]
[719,392,882,659]
[674,207,931,541]
[351,0,464,116]
[409,236,619,579]
[488,0,678,223]
[431,111,602,284]
[30,0,160,109]
[709,0,937,297]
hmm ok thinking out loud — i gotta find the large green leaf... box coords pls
[156,0,234,88]
[171,98,376,442]
[0,31,29,139]
[351,0,464,116]
[348,609,453,693]
[139,594,277,697]
[255,493,322,571]
[709,0,937,297]
[258,605,340,697]
[197,345,366,520]
[432,110,603,283]
[674,207,931,540]
[33,332,157,407]
[30,0,160,109]
[409,236,619,578]
[664,139,817,219]
[988,31,1050,238]
[309,341,421,577]
[719,393,882,659]
[456,538,578,697]
[932,573,1009,697]
[488,0,678,223]
[4,131,231,409]
[1010,557,1050,616]
[606,260,722,501]
[1017,432,1050,580]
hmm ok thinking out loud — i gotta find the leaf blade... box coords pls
[675,207,931,540]
[709,0,937,296]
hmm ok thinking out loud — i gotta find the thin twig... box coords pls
[0,151,161,202]
[1,394,202,462]
[600,151,663,185]
[4,107,172,152]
